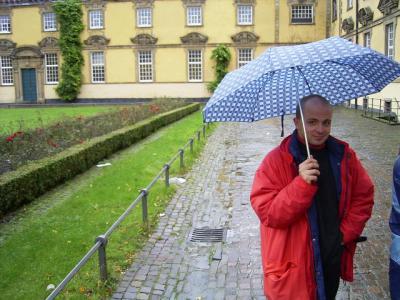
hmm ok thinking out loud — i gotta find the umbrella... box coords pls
[203,36,400,156]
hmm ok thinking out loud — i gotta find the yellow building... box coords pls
[331,0,400,114]
[0,0,329,103]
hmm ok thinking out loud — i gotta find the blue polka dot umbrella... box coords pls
[203,36,400,123]
[203,36,400,156]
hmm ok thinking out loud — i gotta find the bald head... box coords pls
[296,94,332,119]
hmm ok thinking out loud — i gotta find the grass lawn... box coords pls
[0,106,120,134]
[0,110,214,299]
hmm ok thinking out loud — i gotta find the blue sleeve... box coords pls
[390,156,400,237]
[389,156,400,300]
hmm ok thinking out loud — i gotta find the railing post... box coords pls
[197,130,201,142]
[189,138,194,153]
[141,189,148,225]
[164,164,170,187]
[203,125,206,139]
[95,235,108,282]
[179,149,184,169]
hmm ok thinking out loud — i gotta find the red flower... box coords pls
[149,104,160,113]
[5,131,24,142]
[47,139,59,148]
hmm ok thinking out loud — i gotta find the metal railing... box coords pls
[46,124,209,300]
[361,97,400,125]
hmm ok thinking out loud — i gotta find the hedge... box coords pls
[0,103,200,217]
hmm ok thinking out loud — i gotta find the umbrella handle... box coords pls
[298,101,311,158]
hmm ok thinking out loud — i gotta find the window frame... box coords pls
[187,6,202,26]
[89,9,104,29]
[45,53,59,84]
[237,48,253,68]
[363,31,371,48]
[0,15,11,34]
[137,7,152,28]
[291,5,314,24]
[385,23,395,60]
[43,12,57,32]
[237,5,253,26]
[347,0,353,9]
[188,49,203,82]
[0,56,13,85]
[90,51,105,83]
[138,50,153,82]
[332,0,337,22]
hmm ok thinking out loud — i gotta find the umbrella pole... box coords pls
[298,102,311,158]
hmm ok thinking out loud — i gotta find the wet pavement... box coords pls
[112,106,399,300]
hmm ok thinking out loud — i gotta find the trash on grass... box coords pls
[96,162,112,168]
[169,177,186,184]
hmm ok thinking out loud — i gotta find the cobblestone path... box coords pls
[112,107,399,300]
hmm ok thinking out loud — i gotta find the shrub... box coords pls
[0,104,200,218]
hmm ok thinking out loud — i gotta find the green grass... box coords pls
[0,111,215,299]
[0,106,120,134]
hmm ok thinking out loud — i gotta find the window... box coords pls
[364,32,371,48]
[238,48,253,68]
[43,12,57,31]
[384,99,392,113]
[347,0,353,9]
[362,97,368,110]
[291,5,313,24]
[137,7,152,27]
[91,52,105,83]
[187,6,202,26]
[89,10,104,29]
[0,56,13,85]
[138,50,153,82]
[0,15,11,33]
[385,23,394,60]
[45,53,58,84]
[237,5,253,25]
[188,50,202,82]
[332,0,337,21]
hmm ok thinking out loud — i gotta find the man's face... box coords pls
[294,98,333,146]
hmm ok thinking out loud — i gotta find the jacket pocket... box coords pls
[264,261,298,299]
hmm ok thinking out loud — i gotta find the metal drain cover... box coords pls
[189,227,226,243]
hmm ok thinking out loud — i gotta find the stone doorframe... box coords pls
[11,46,45,103]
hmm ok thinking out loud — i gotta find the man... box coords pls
[250,94,374,300]
[389,149,400,299]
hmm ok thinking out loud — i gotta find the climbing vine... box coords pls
[207,44,231,93]
[53,0,84,101]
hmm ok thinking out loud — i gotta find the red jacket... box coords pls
[250,134,374,300]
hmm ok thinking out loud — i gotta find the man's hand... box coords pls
[299,155,320,184]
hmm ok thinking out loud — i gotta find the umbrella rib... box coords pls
[295,66,312,93]
[327,59,379,91]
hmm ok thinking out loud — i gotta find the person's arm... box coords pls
[340,151,374,245]
[389,156,400,234]
[250,152,317,228]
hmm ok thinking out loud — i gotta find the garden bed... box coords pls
[0,103,200,217]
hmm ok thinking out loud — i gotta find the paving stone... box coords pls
[113,109,395,299]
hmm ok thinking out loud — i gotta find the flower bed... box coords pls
[0,100,185,175]
[0,103,200,218]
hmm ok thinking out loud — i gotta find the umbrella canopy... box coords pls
[203,36,400,123]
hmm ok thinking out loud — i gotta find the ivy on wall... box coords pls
[53,0,84,101]
[207,44,231,93]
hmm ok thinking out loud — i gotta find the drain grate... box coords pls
[189,227,226,243]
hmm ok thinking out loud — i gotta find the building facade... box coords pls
[331,0,400,110]
[1,0,399,104]
[0,0,329,103]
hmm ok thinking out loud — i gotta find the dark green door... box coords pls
[21,68,37,102]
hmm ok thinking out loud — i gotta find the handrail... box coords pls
[361,96,400,125]
[46,124,210,300]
